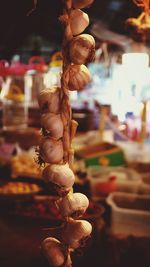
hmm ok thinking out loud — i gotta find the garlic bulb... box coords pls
[42,237,65,267]
[38,86,61,114]
[40,138,63,164]
[62,219,92,249]
[69,34,95,65]
[72,0,94,9]
[67,64,91,91]
[69,9,89,36]
[56,192,89,218]
[42,163,75,196]
[41,113,64,139]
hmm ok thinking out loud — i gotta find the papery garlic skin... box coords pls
[39,0,95,262]
[69,9,89,36]
[41,113,64,139]
[70,34,95,65]
[72,0,94,9]
[43,163,75,191]
[57,192,89,218]
[67,64,91,91]
[38,87,61,114]
[62,219,92,249]
[42,237,65,267]
[40,138,63,164]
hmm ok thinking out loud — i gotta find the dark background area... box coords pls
[0,0,140,60]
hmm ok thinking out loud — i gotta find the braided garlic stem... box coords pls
[60,0,74,166]
[40,1,95,266]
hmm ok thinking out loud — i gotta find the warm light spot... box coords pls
[127,0,150,40]
[99,157,110,166]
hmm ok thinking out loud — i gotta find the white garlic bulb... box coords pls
[69,34,95,65]
[42,237,65,267]
[41,113,64,139]
[69,9,89,36]
[38,86,61,114]
[57,192,89,218]
[67,64,91,91]
[62,219,92,249]
[42,163,75,196]
[40,137,63,164]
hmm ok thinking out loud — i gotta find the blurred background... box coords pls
[0,1,150,267]
[0,0,141,60]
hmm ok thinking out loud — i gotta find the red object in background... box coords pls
[0,60,10,76]
[94,175,117,195]
[0,59,27,76]
[9,62,27,76]
[0,56,48,78]
[28,56,48,73]
[131,128,139,141]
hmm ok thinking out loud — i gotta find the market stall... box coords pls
[0,1,150,267]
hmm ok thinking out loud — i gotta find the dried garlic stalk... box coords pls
[38,1,95,267]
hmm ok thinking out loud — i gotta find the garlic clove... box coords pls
[40,137,63,164]
[62,219,92,249]
[41,113,64,139]
[56,192,89,218]
[38,86,61,114]
[69,34,95,65]
[42,237,65,267]
[42,163,75,196]
[72,0,94,9]
[69,9,89,36]
[67,64,91,91]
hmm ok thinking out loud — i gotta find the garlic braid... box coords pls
[60,0,74,166]
[40,1,95,267]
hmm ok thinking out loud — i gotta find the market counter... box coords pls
[0,215,47,267]
[0,213,150,267]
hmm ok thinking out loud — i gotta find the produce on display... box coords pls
[37,0,95,266]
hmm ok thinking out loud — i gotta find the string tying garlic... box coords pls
[69,34,95,65]
[70,120,78,140]
[39,0,95,266]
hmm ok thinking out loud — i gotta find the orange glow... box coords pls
[127,0,150,40]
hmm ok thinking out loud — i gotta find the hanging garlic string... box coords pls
[60,0,74,165]
[40,1,94,266]
[60,1,74,266]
